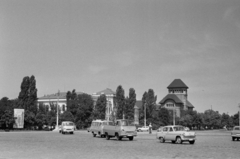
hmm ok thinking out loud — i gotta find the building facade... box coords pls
[159,79,194,117]
[37,88,115,117]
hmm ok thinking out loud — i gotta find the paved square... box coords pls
[0,130,239,159]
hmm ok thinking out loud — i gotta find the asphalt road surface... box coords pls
[0,130,239,159]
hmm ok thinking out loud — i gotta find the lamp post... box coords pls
[56,91,59,130]
[107,100,110,122]
[173,108,176,126]
[238,104,240,126]
[144,103,146,127]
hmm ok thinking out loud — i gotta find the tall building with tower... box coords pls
[159,79,194,117]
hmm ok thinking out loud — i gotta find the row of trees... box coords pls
[0,76,239,130]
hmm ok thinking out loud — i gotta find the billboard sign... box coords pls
[14,109,24,128]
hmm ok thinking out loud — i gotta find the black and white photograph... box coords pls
[1,0,240,159]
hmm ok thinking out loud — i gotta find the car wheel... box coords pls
[232,137,235,141]
[62,131,65,134]
[116,133,122,141]
[129,137,134,141]
[189,140,195,144]
[105,133,110,140]
[93,133,96,137]
[160,137,165,143]
[176,137,182,144]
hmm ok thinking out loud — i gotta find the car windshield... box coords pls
[121,120,134,126]
[66,122,74,126]
[173,126,185,131]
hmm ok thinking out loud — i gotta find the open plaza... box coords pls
[0,130,239,159]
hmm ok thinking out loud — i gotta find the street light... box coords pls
[107,100,110,122]
[55,90,60,131]
[144,103,146,127]
[173,108,175,126]
[238,104,240,126]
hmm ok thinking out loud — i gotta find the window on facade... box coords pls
[166,103,174,107]
[62,105,65,111]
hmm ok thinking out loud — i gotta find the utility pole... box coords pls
[173,108,175,126]
[107,100,110,122]
[144,103,146,127]
[56,90,59,129]
[53,90,60,132]
[238,104,240,126]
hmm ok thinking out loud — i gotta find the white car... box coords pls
[61,121,75,134]
[231,126,240,141]
[156,125,196,144]
[137,126,149,132]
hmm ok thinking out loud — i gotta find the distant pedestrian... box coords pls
[149,123,152,134]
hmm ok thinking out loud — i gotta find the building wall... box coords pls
[38,99,67,114]
[162,99,183,117]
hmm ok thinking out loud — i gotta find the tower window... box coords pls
[166,103,174,107]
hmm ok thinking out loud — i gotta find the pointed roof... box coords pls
[159,94,183,104]
[186,100,194,108]
[94,88,115,95]
[167,79,188,89]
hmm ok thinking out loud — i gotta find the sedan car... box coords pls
[156,125,196,144]
[137,126,149,132]
[231,126,240,141]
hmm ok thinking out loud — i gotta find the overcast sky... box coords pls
[1,0,240,115]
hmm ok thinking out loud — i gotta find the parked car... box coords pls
[103,119,137,141]
[61,121,75,134]
[89,119,109,138]
[137,126,149,132]
[231,126,240,141]
[156,125,196,144]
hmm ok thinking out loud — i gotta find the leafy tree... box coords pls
[24,110,36,129]
[0,109,15,130]
[74,93,94,129]
[18,76,30,109]
[157,107,170,126]
[92,94,107,120]
[125,88,136,120]
[67,89,79,117]
[232,112,239,126]
[139,91,148,125]
[0,97,19,129]
[35,103,48,129]
[203,110,221,129]
[17,75,38,129]
[28,75,38,114]
[145,89,157,119]
[60,111,74,122]
[116,85,125,119]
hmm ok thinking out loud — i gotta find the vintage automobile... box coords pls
[137,126,149,132]
[61,121,75,134]
[103,119,137,141]
[156,125,196,144]
[231,126,240,141]
[89,119,109,138]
